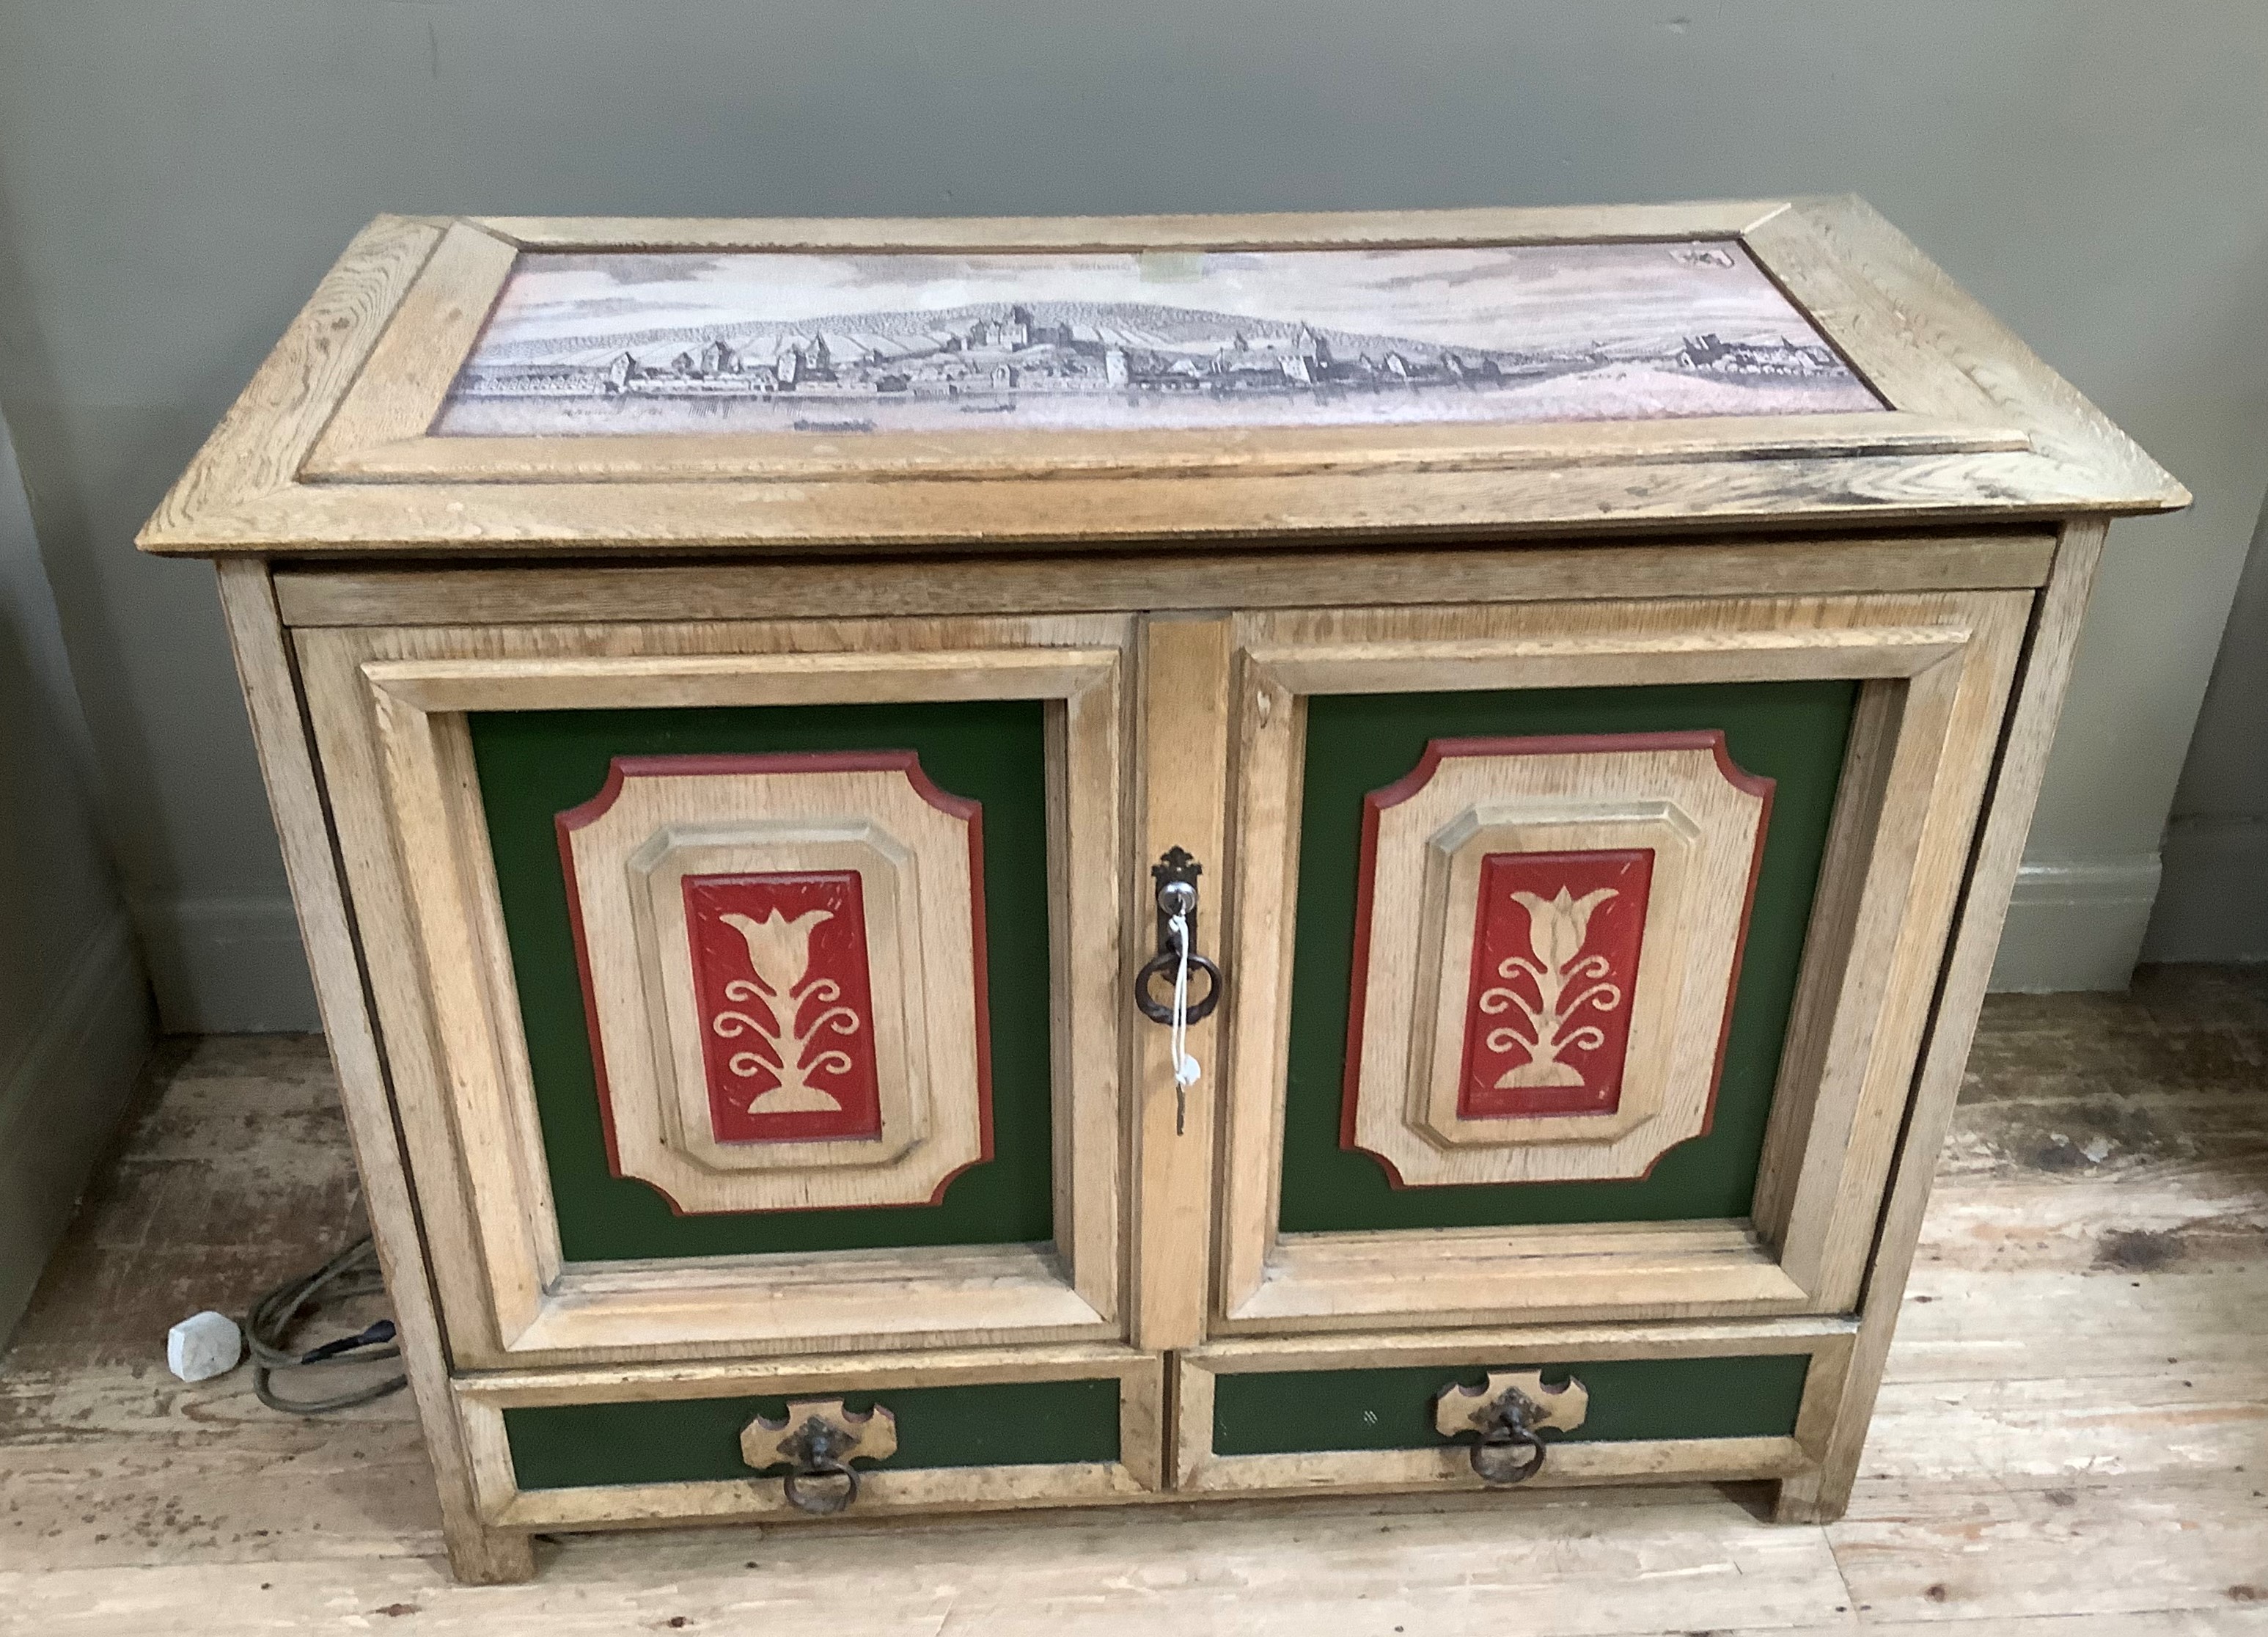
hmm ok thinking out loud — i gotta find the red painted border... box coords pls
[1337,730,1775,1187]
[554,749,994,1215]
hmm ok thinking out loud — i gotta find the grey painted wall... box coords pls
[0,2,2262,1026]
[0,413,153,1344]
[2146,492,2268,963]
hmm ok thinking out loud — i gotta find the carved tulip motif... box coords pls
[711,907,863,1113]
[1478,884,1626,1088]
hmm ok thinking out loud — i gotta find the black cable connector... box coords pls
[245,1237,409,1415]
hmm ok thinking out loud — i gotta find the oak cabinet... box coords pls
[144,200,2182,1582]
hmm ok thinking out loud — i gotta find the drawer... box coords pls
[1173,1322,1852,1495]
[455,1347,1164,1530]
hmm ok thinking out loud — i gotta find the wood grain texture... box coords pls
[139,216,444,549]
[304,220,519,465]
[1779,199,2183,503]
[208,563,532,1584]
[137,450,2181,557]
[1129,616,1233,1355]
[1775,519,2112,1525]
[270,532,2060,628]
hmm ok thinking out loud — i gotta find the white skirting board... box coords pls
[0,910,153,1345]
[1989,854,2164,992]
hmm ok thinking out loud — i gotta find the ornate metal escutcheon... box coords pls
[1432,1369,1590,1485]
[1133,846,1225,1025]
[739,1398,899,1515]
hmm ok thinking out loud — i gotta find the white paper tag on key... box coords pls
[1168,909,1201,1130]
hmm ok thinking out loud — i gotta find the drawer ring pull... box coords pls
[740,1399,899,1516]
[1434,1370,1590,1488]
[1469,1404,1549,1486]
[780,1431,861,1517]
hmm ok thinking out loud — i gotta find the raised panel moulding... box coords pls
[1343,733,1771,1187]
[557,750,994,1215]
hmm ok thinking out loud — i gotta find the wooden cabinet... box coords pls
[144,200,2183,1582]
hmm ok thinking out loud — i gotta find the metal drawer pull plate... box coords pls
[739,1398,899,1515]
[1433,1370,1589,1486]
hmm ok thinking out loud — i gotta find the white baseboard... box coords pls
[2144,818,2268,964]
[1989,854,2163,993]
[133,895,320,1033]
[0,911,154,1346]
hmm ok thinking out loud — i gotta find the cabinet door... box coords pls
[1212,592,2027,1335]
[298,615,1132,1369]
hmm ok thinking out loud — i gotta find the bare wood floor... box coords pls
[3,967,2264,1634]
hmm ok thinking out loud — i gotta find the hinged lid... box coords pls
[138,197,2185,558]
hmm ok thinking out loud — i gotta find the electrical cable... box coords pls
[244,1236,408,1415]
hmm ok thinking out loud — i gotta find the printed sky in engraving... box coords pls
[438,241,1883,436]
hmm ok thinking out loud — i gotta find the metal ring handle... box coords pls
[1134,949,1223,1025]
[1469,1423,1547,1486]
[781,1456,859,1515]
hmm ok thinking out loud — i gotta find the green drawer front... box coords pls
[1211,1353,1812,1457]
[471,699,1054,1263]
[1283,679,1856,1232]
[507,1377,1122,1491]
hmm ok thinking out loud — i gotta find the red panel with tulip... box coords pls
[1455,849,1653,1118]
[683,871,884,1144]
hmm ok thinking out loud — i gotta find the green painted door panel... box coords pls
[507,1377,1123,1490]
[471,700,1053,1263]
[1211,1353,1812,1456]
[1282,681,1857,1232]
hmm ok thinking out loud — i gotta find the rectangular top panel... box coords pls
[139,199,2185,557]
[436,241,1883,438]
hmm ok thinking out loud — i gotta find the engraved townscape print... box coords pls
[438,241,1885,436]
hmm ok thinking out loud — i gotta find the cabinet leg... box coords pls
[445,1521,539,1584]
[1772,1466,1854,1526]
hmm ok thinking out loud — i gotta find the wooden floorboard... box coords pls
[1,964,2263,1633]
